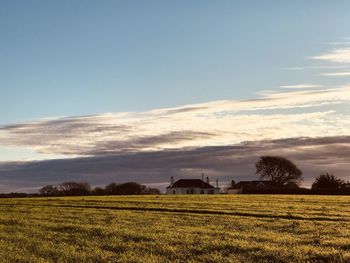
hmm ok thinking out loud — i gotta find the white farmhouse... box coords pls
[166,176,220,194]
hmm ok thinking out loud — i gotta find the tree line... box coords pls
[38,181,161,196]
[1,155,349,197]
[233,156,350,194]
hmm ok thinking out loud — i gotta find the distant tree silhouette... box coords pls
[255,156,303,186]
[312,173,345,190]
[58,181,91,196]
[105,183,119,194]
[39,185,59,196]
[35,181,161,196]
[91,187,105,195]
[105,182,145,195]
[104,182,160,195]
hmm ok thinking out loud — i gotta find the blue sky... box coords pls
[1,1,350,191]
[1,1,350,124]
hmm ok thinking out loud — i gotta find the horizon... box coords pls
[1,1,350,192]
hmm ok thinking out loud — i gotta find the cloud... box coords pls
[285,65,350,71]
[1,86,350,158]
[1,136,349,192]
[2,39,350,192]
[87,131,216,155]
[321,72,350,77]
[280,84,321,89]
[311,48,350,64]
[285,67,305,71]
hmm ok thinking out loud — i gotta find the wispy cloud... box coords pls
[321,72,350,77]
[285,65,350,71]
[280,84,321,89]
[311,48,350,64]
[1,86,350,159]
[285,66,305,71]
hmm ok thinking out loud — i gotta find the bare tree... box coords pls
[39,185,59,196]
[255,156,303,186]
[58,181,91,196]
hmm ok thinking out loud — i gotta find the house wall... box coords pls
[227,188,242,194]
[166,187,220,194]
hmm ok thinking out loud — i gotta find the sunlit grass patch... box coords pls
[0,195,349,262]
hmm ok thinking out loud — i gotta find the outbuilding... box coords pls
[227,180,276,194]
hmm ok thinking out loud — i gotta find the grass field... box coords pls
[0,195,349,263]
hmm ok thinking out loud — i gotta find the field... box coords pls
[0,195,349,263]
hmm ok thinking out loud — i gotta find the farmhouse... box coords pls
[227,180,275,194]
[166,176,220,194]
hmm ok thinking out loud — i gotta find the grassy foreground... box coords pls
[0,195,349,263]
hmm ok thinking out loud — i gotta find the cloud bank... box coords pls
[1,43,350,192]
[0,86,350,191]
[1,86,350,158]
[1,136,349,192]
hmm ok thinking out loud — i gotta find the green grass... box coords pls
[0,195,349,262]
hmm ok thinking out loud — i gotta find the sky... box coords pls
[1,1,350,192]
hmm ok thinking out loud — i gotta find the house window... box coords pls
[173,190,175,194]
[186,190,190,194]
[190,189,194,194]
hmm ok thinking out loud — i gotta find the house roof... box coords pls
[167,179,215,189]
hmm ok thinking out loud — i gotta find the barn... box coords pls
[227,180,276,194]
[166,176,220,194]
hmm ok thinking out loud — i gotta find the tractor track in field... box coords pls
[0,203,347,222]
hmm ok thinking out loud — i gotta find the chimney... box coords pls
[216,179,219,188]
[170,176,174,187]
[206,176,210,184]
